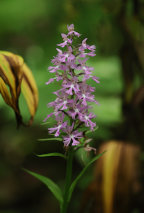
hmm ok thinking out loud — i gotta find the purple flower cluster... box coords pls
[45,24,99,147]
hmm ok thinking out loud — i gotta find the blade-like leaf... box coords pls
[21,64,38,125]
[24,169,63,204]
[37,138,62,142]
[68,152,105,201]
[36,152,66,159]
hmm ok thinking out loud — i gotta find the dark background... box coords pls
[0,0,144,212]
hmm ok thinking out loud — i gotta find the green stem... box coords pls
[60,148,73,213]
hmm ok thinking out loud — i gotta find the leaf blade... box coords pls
[68,152,105,201]
[24,169,63,204]
[36,152,66,159]
[37,138,62,142]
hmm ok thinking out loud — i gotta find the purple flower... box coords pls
[67,24,80,37]
[79,112,96,130]
[57,33,72,48]
[55,47,75,64]
[62,77,79,95]
[48,65,60,73]
[88,44,96,51]
[77,84,97,105]
[83,75,100,83]
[77,58,94,75]
[45,78,55,85]
[79,38,88,51]
[67,99,88,119]
[63,123,83,146]
[79,38,96,57]
[92,76,100,83]
[48,114,67,136]
[45,24,99,148]
[43,110,62,122]
[87,52,96,57]
[54,91,69,110]
[63,82,79,95]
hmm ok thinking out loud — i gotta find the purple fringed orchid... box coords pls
[45,24,99,149]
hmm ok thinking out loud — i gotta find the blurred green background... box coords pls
[0,0,143,212]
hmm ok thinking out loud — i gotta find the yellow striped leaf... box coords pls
[0,51,38,127]
[0,77,13,107]
[21,63,38,125]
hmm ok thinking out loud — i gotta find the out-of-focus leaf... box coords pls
[68,152,105,201]
[90,141,141,213]
[102,142,122,213]
[36,152,66,159]
[0,51,38,126]
[24,169,63,204]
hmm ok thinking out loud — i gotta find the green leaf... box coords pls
[37,138,62,142]
[36,152,66,159]
[68,151,105,201]
[24,169,63,204]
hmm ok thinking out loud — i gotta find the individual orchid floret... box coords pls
[63,130,83,146]
[83,74,100,83]
[55,47,75,64]
[88,44,96,51]
[63,123,83,146]
[87,51,96,57]
[77,84,97,105]
[77,58,94,75]
[67,99,87,119]
[57,33,72,48]
[48,65,60,73]
[79,38,88,51]
[67,24,80,37]
[62,77,79,95]
[79,38,96,57]
[83,139,96,154]
[92,76,100,83]
[45,78,55,85]
[48,114,67,137]
[79,112,96,131]
[54,91,69,110]
[43,109,62,122]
